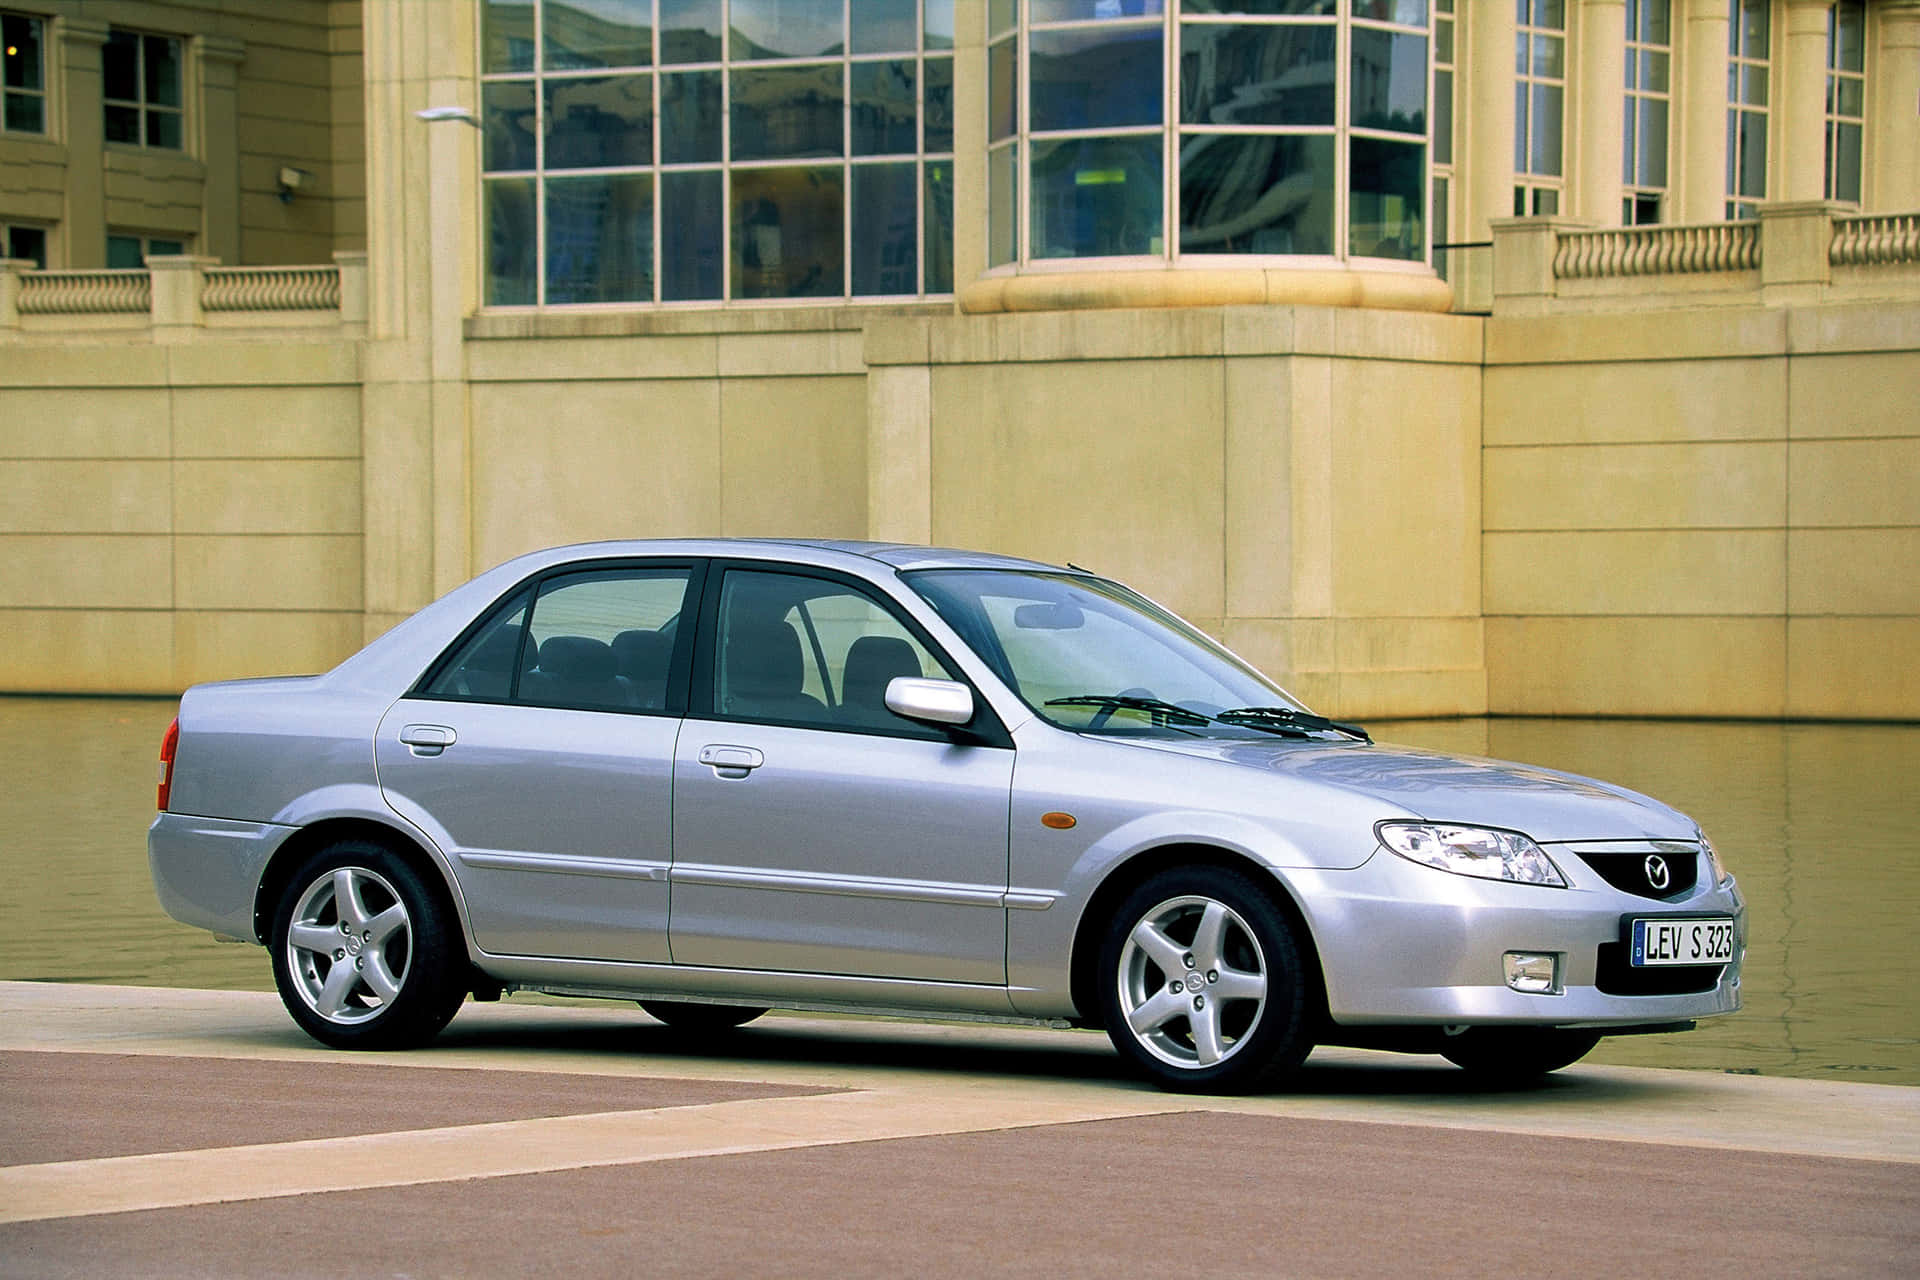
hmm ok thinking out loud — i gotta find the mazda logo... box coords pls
[1644,855,1671,890]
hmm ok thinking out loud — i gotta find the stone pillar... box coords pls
[0,259,35,330]
[196,37,247,265]
[146,253,213,341]
[1758,200,1835,303]
[1463,0,1519,240]
[1677,0,1731,223]
[1778,0,1833,202]
[952,0,987,296]
[1871,0,1920,211]
[57,18,109,268]
[333,250,368,326]
[1489,216,1572,315]
[1574,0,1628,226]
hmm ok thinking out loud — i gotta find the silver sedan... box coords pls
[150,540,1744,1092]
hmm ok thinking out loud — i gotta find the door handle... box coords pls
[698,744,764,779]
[400,724,456,757]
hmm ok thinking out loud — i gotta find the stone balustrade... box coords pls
[1554,221,1761,279]
[0,252,367,336]
[202,265,343,312]
[15,269,152,315]
[1830,212,1920,267]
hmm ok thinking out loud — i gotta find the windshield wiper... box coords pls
[1044,695,1211,731]
[1216,706,1371,743]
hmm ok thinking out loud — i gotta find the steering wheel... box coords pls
[1088,687,1158,730]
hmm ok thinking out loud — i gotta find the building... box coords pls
[2,0,1916,720]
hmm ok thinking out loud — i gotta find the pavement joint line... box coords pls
[0,1087,1195,1226]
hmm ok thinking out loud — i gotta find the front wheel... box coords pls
[270,840,465,1050]
[1440,1028,1601,1085]
[1096,866,1314,1094]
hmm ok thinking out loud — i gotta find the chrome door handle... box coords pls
[698,744,764,778]
[400,724,456,757]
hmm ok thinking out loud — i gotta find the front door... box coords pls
[668,567,1014,984]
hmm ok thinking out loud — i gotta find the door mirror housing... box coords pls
[884,677,974,726]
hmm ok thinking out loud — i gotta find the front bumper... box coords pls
[149,812,296,943]
[1285,842,1745,1029]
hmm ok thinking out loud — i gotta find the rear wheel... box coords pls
[1440,1027,1601,1084]
[1096,866,1313,1094]
[270,840,465,1050]
[639,1001,768,1033]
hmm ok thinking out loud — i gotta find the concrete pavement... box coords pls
[2,981,1916,1277]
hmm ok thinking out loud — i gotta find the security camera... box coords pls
[276,167,315,203]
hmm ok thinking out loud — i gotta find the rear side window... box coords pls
[421,567,694,713]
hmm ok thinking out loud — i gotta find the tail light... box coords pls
[157,717,179,811]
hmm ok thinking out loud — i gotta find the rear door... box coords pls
[376,560,701,963]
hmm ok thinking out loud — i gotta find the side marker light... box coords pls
[1041,812,1077,830]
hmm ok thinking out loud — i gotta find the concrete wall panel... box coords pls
[1485,442,1788,530]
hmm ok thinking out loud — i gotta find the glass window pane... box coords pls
[146,109,182,150]
[1829,121,1862,203]
[1181,23,1334,128]
[731,165,844,298]
[1740,64,1768,107]
[1834,76,1863,119]
[1032,1,1168,19]
[484,0,536,73]
[926,0,956,51]
[924,56,954,152]
[852,163,918,294]
[483,81,538,171]
[989,38,1018,141]
[1031,27,1163,132]
[731,0,843,60]
[851,59,916,156]
[661,70,722,163]
[4,93,44,133]
[1180,131,1333,255]
[144,36,181,107]
[1639,95,1667,186]
[990,143,1019,265]
[1622,99,1636,183]
[990,0,1019,36]
[852,0,918,55]
[1351,137,1423,261]
[1433,67,1453,164]
[544,0,651,70]
[1512,83,1527,171]
[545,74,654,169]
[1350,29,1426,134]
[1831,1,1864,72]
[546,173,654,303]
[660,0,722,62]
[1531,34,1562,79]
[104,104,143,145]
[1031,134,1162,259]
[486,178,538,304]
[924,159,954,292]
[661,170,724,299]
[7,225,48,268]
[103,32,139,102]
[149,237,185,256]
[1735,111,1766,198]
[1434,18,1453,63]
[1736,0,1768,56]
[731,64,843,161]
[1186,0,1337,13]
[1529,83,1562,174]
[106,235,145,269]
[1534,0,1566,28]
[4,15,43,91]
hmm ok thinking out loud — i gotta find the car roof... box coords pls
[526,538,1074,575]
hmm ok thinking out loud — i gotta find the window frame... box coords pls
[102,27,185,152]
[1725,0,1769,220]
[106,231,189,268]
[3,221,48,268]
[1622,0,1670,225]
[2,9,47,137]
[1513,0,1567,218]
[1823,0,1865,206]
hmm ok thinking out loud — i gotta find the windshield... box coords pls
[904,569,1318,739]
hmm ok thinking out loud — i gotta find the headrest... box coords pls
[470,622,530,673]
[612,629,671,679]
[842,635,921,700]
[538,635,616,683]
[727,619,804,696]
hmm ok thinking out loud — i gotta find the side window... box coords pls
[712,570,949,737]
[422,567,692,712]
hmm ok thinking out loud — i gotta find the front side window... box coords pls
[2,10,45,135]
[107,232,187,267]
[104,29,184,150]
[1725,0,1769,219]
[1514,0,1565,216]
[1622,0,1669,224]
[1824,0,1864,204]
[481,0,956,307]
[992,0,1429,270]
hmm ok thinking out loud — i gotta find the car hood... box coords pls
[1119,737,1695,844]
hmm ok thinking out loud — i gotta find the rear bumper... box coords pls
[148,812,295,943]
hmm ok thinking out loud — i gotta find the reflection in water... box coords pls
[2,699,1914,1084]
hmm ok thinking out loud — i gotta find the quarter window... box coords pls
[481,0,956,307]
[2,10,45,135]
[103,29,184,150]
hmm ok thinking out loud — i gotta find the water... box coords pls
[2,697,1914,1084]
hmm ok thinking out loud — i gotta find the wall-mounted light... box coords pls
[277,166,315,203]
[416,106,480,127]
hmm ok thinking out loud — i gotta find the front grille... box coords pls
[1595,942,1725,996]
[1570,846,1699,901]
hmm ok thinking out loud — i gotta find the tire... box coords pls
[1096,866,1314,1094]
[638,1001,768,1033]
[1439,1028,1601,1085]
[270,839,465,1050]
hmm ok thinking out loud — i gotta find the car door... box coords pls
[375,561,701,963]
[668,565,1015,984]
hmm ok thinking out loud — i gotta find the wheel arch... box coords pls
[1067,843,1329,1031]
[253,817,466,950]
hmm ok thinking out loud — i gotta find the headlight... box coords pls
[1375,822,1566,887]
[1699,828,1730,886]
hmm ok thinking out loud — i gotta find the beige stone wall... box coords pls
[0,339,364,693]
[1483,301,1920,720]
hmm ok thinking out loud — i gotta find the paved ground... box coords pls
[2,982,1916,1278]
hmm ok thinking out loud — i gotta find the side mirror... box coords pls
[884,676,974,726]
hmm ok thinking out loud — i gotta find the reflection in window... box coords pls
[1824,0,1864,205]
[1181,133,1333,255]
[3,11,46,135]
[104,29,184,150]
[1033,135,1162,258]
[481,0,955,305]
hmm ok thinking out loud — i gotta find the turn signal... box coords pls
[1041,811,1077,830]
[157,717,179,811]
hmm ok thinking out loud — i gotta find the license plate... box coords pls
[1631,917,1735,967]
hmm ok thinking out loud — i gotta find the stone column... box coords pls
[1463,0,1519,240]
[1778,0,1832,202]
[1871,0,1920,211]
[1676,0,1731,223]
[56,18,109,268]
[952,0,987,295]
[1574,0,1628,225]
[0,259,35,330]
[195,37,246,265]
[146,253,213,341]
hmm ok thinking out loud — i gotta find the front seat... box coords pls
[721,618,826,723]
[838,635,922,729]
